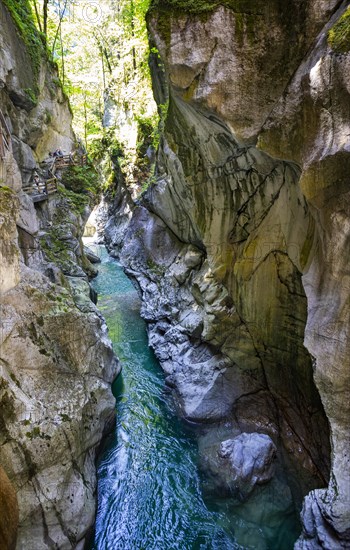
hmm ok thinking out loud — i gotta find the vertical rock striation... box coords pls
[259,3,350,547]
[115,0,349,546]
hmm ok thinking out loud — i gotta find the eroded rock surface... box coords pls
[121,100,330,487]
[114,1,349,547]
[0,3,119,548]
[201,432,277,500]
[0,465,19,550]
[0,267,119,549]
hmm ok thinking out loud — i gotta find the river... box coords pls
[89,247,299,550]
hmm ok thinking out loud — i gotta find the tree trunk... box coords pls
[43,0,48,36]
[32,0,43,33]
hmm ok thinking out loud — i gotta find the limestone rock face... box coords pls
[0,2,74,173]
[0,465,19,550]
[121,98,330,486]
[0,3,119,548]
[0,186,20,295]
[117,1,349,547]
[0,267,119,549]
[149,1,339,144]
[103,166,135,257]
[257,4,350,547]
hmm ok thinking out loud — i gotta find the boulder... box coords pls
[202,433,277,500]
[84,245,102,264]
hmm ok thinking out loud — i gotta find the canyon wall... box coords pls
[0,2,119,548]
[112,0,349,547]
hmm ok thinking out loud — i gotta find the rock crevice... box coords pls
[105,1,350,547]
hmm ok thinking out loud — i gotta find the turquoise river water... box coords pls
[89,247,299,550]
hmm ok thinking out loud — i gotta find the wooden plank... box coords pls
[0,133,6,159]
[32,194,48,203]
[0,109,12,157]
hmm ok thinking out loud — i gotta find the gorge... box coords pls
[0,0,349,549]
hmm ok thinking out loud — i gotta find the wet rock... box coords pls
[113,0,348,545]
[120,98,330,479]
[296,488,350,550]
[84,245,101,264]
[202,433,277,500]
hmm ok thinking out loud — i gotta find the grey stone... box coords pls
[0,5,118,547]
[200,433,277,501]
[84,245,101,264]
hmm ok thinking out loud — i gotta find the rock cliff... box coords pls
[0,2,119,548]
[112,0,349,547]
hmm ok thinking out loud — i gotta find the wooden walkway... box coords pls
[24,153,87,203]
[23,177,58,203]
[1,107,88,203]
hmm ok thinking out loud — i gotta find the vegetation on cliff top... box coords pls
[328,6,350,54]
[148,0,263,15]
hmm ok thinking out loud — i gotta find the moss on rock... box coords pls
[60,165,100,196]
[57,186,90,217]
[328,6,350,54]
[149,0,263,15]
[2,0,45,95]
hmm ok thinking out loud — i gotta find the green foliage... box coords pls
[140,169,157,195]
[60,165,99,196]
[24,87,38,105]
[44,108,53,123]
[89,131,123,165]
[148,0,247,15]
[88,137,106,163]
[0,186,14,195]
[40,226,71,264]
[136,113,158,156]
[25,427,51,440]
[57,186,90,216]
[328,7,350,54]
[2,0,45,91]
[149,0,216,13]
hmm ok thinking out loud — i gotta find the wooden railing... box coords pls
[25,151,88,202]
[23,177,58,203]
[53,154,73,170]
[0,109,12,159]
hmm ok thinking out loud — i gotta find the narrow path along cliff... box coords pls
[0,1,349,549]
